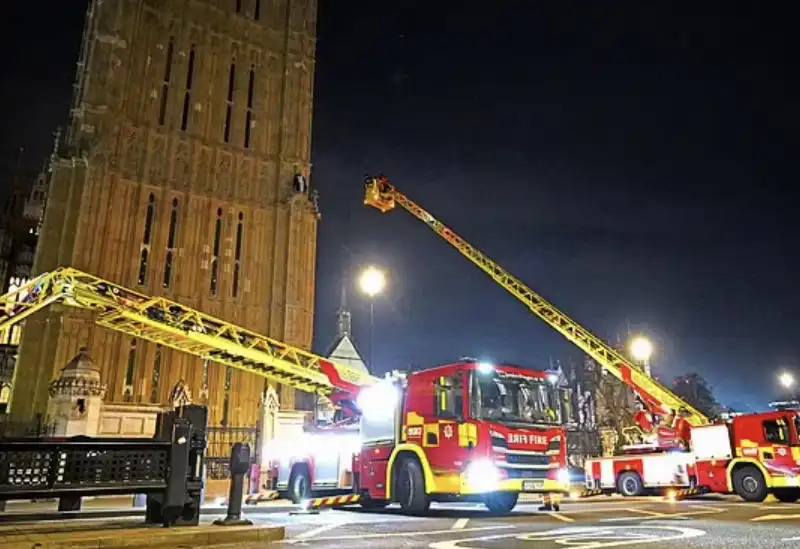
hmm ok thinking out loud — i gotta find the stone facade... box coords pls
[9,0,320,431]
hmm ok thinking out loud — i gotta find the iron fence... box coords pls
[204,425,258,480]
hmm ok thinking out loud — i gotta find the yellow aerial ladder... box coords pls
[363,175,709,429]
[0,268,375,397]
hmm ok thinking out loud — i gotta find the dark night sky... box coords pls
[1,2,798,411]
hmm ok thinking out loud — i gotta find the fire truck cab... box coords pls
[693,410,800,502]
[354,360,571,513]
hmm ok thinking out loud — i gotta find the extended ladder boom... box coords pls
[0,268,375,397]
[364,175,709,427]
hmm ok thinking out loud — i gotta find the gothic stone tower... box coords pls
[9,0,319,429]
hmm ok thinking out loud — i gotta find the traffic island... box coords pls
[0,523,284,549]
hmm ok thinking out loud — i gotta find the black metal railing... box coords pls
[0,405,208,527]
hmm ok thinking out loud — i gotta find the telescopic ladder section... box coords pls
[363,175,709,427]
[0,268,375,396]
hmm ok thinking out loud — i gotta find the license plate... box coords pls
[522,480,545,492]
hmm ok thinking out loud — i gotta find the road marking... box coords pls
[283,524,516,543]
[451,518,469,529]
[429,525,706,549]
[751,513,800,522]
[550,512,575,522]
[783,536,800,541]
[628,509,669,517]
[600,507,721,523]
[293,521,349,540]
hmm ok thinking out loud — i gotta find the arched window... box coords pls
[224,63,236,143]
[124,339,137,402]
[181,45,196,131]
[151,344,162,403]
[158,37,175,126]
[244,67,255,148]
[233,212,243,297]
[163,198,179,288]
[138,194,155,285]
[210,208,222,294]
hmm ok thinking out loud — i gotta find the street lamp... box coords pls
[358,266,386,371]
[629,336,654,376]
[779,372,795,390]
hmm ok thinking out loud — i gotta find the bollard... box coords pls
[214,442,254,526]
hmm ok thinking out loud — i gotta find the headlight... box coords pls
[465,459,501,493]
[557,468,571,486]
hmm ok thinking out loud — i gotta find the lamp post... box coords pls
[779,372,795,391]
[358,266,386,372]
[629,336,654,377]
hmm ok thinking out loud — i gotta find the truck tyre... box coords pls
[773,489,800,503]
[288,466,311,504]
[732,466,768,502]
[396,458,430,514]
[617,472,644,497]
[484,492,518,514]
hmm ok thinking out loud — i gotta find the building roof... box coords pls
[326,334,369,375]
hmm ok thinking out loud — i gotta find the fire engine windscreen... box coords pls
[471,371,561,425]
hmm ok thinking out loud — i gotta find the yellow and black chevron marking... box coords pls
[304,494,362,509]
[577,489,604,499]
[244,490,280,505]
[671,487,708,501]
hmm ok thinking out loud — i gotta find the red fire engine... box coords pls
[364,175,800,504]
[265,359,571,512]
[354,361,569,513]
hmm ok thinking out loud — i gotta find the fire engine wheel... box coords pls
[617,472,644,497]
[773,489,800,503]
[396,457,430,514]
[484,492,519,514]
[288,466,312,504]
[732,466,768,502]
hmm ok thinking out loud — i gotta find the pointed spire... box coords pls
[336,277,352,338]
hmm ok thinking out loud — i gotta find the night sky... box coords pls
[1,2,797,411]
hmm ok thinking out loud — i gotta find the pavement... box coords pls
[3,495,800,548]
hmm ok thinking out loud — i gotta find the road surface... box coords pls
[237,497,800,549]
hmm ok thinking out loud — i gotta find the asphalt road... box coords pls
[233,497,800,549]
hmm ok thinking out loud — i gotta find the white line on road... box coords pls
[282,524,516,543]
[628,509,670,517]
[451,518,470,529]
[550,513,575,523]
[292,521,349,540]
[783,536,800,541]
[751,514,800,522]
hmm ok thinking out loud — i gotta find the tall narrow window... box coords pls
[254,0,261,20]
[233,212,244,297]
[150,344,162,403]
[163,198,178,288]
[235,0,242,13]
[181,46,196,131]
[159,37,175,126]
[124,339,137,402]
[138,194,155,285]
[224,63,236,143]
[244,67,255,148]
[210,208,222,294]
[222,366,233,426]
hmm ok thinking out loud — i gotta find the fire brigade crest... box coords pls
[443,425,454,439]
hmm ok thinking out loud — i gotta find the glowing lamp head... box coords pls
[630,336,654,362]
[359,266,386,298]
[477,362,494,375]
[779,372,795,389]
[547,373,559,385]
